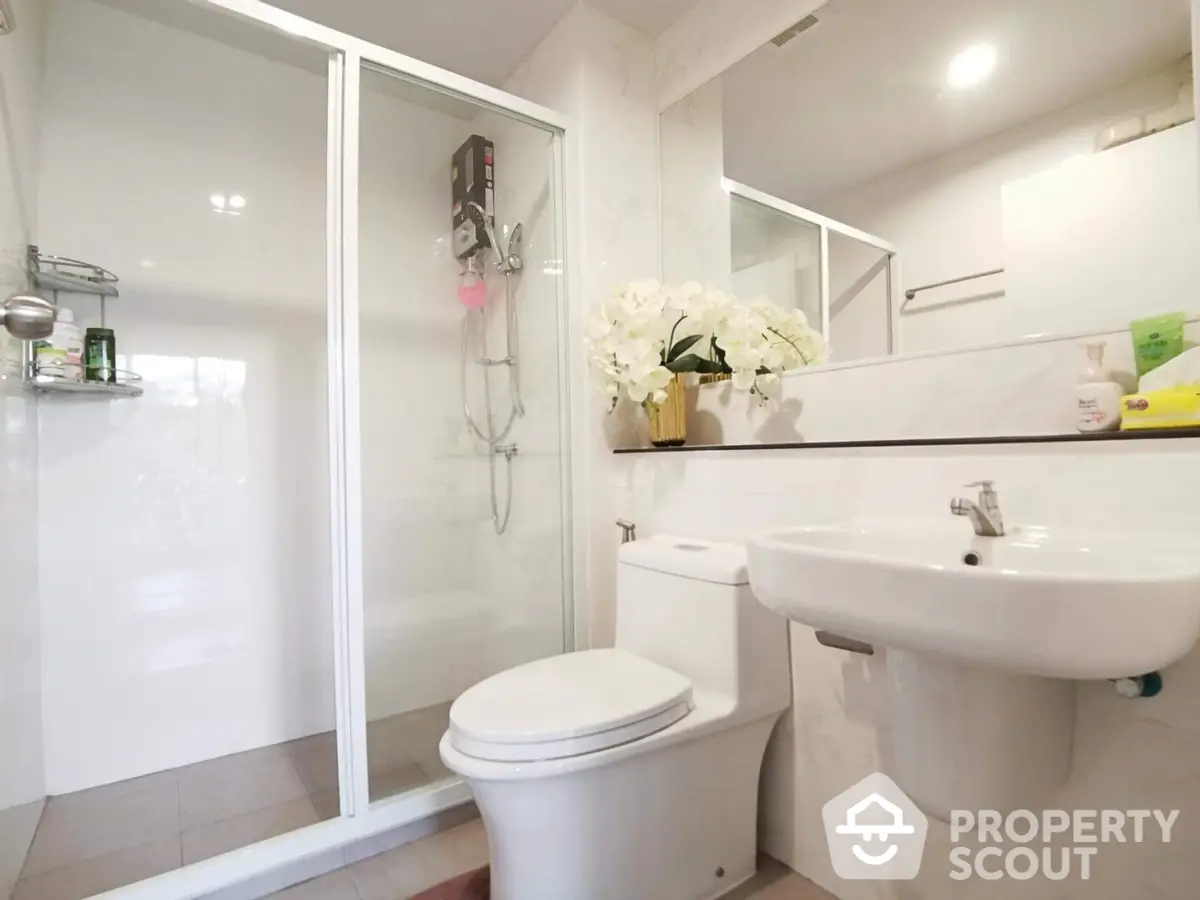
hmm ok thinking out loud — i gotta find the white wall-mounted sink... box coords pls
[748,520,1200,680]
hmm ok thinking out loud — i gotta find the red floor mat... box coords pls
[408,866,490,900]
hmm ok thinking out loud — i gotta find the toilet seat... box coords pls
[447,648,694,762]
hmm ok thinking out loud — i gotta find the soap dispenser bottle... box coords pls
[1076,342,1122,432]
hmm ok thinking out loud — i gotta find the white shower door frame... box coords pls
[100,2,580,899]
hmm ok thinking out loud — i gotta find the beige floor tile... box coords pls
[365,720,418,770]
[415,756,454,783]
[22,779,180,877]
[182,798,321,865]
[348,839,447,900]
[12,838,180,900]
[179,746,309,830]
[729,859,838,900]
[396,704,452,757]
[308,789,342,822]
[367,762,430,803]
[287,732,339,796]
[413,820,489,884]
[269,869,360,900]
[0,799,45,899]
[373,703,453,780]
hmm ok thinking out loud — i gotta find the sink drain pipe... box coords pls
[1112,672,1163,698]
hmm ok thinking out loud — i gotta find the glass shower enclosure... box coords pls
[0,1,575,898]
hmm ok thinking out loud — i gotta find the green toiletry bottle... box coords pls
[84,327,117,384]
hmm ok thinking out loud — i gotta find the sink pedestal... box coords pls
[888,651,1076,820]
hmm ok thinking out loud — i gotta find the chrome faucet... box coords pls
[950,481,1005,537]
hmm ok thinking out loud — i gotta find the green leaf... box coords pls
[665,353,705,373]
[694,359,725,375]
[666,333,703,363]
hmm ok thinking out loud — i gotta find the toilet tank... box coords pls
[615,536,790,715]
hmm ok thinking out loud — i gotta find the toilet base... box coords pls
[463,717,778,900]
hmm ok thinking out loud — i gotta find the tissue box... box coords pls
[1120,387,1200,430]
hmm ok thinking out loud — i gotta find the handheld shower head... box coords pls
[505,222,524,273]
[467,201,522,274]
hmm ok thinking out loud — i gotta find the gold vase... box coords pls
[644,375,687,447]
[698,372,732,385]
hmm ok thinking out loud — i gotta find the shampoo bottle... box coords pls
[1076,342,1122,432]
[53,308,84,382]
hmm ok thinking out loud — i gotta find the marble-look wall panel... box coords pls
[505,3,660,648]
[0,0,45,815]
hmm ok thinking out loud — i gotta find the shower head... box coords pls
[467,201,522,274]
[505,223,524,273]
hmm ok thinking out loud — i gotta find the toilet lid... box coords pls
[447,649,694,762]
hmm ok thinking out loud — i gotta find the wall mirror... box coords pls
[660,0,1197,369]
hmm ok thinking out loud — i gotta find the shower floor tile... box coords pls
[366,702,455,801]
[6,700,460,900]
[9,734,339,900]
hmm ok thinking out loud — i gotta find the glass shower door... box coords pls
[354,64,571,803]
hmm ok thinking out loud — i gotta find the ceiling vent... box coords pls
[770,14,819,48]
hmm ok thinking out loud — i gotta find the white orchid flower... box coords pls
[586,281,828,412]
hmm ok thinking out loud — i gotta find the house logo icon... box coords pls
[823,773,928,880]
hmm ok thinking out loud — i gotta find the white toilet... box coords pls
[439,535,791,900]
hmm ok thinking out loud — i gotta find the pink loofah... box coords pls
[458,275,488,309]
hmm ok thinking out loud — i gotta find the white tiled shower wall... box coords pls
[502,2,660,647]
[35,0,336,795]
[32,0,568,793]
[0,0,47,892]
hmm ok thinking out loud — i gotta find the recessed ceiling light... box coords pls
[210,193,227,209]
[946,43,997,90]
[229,194,247,210]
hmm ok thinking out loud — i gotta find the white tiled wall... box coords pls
[32,0,573,793]
[609,434,1200,900]
[34,0,334,793]
[505,2,660,648]
[0,2,48,891]
[0,0,45,818]
[660,77,730,290]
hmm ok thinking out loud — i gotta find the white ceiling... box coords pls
[270,0,574,86]
[589,0,699,40]
[95,0,698,120]
[720,0,1193,204]
[269,0,694,87]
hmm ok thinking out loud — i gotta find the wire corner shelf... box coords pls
[28,245,120,299]
[27,365,144,399]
